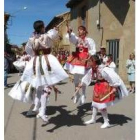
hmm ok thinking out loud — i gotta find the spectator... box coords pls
[126,53,135,93]
[105,54,116,71]
[13,51,31,76]
[99,47,108,64]
[4,52,10,88]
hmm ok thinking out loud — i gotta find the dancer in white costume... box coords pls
[77,55,128,128]
[34,85,58,122]
[64,25,96,105]
[9,20,69,122]
[13,52,31,75]
[21,22,68,87]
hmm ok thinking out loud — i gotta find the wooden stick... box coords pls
[53,86,62,101]
[100,92,114,101]
[57,19,67,28]
[71,87,81,100]
[66,20,72,37]
[55,91,57,101]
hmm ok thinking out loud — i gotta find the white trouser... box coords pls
[91,107,98,121]
[74,74,86,104]
[84,107,98,124]
[100,109,109,123]
[33,86,49,116]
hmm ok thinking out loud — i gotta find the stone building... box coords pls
[66,0,135,82]
[45,11,71,52]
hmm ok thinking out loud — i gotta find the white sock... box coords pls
[100,109,110,128]
[73,83,80,103]
[80,86,86,104]
[85,107,97,124]
[39,93,48,116]
[100,109,109,122]
[82,86,86,96]
[33,88,42,111]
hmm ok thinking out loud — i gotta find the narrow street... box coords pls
[4,73,135,140]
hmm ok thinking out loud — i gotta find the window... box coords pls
[106,39,119,67]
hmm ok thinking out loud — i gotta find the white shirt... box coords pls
[126,59,135,74]
[106,61,116,71]
[66,32,96,55]
[25,29,59,56]
[81,66,128,97]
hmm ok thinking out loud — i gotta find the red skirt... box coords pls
[67,47,89,66]
[93,80,115,103]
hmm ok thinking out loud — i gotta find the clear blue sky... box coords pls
[4,0,69,46]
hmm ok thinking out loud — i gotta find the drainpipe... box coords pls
[96,0,104,46]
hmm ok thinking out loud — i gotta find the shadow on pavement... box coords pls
[43,103,93,132]
[21,103,132,131]
[96,113,132,127]
[109,113,132,125]
[76,102,93,118]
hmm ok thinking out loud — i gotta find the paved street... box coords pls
[4,73,135,140]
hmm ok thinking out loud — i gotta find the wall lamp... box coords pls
[96,20,100,30]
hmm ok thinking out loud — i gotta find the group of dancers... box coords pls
[8,20,128,129]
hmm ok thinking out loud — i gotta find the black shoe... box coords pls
[26,111,37,117]
[4,85,9,89]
